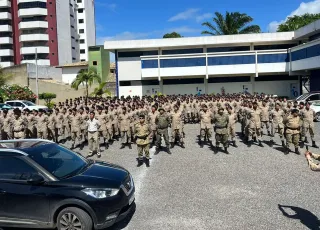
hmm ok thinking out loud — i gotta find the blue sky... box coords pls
[95,0,320,61]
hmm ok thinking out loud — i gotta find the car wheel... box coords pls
[57,207,93,230]
[316,112,320,122]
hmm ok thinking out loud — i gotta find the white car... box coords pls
[311,102,320,122]
[5,100,48,111]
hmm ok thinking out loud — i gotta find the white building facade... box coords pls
[104,20,320,98]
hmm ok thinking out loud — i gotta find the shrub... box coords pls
[39,93,57,108]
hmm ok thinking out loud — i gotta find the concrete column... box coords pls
[250,43,254,50]
[160,78,163,94]
[251,75,255,94]
[204,77,208,94]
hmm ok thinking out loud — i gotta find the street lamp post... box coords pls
[35,48,39,105]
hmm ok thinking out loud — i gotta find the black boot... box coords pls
[259,141,263,147]
[295,147,301,155]
[170,142,175,149]
[71,144,75,149]
[154,148,160,155]
[224,147,229,154]
[79,142,84,150]
[233,141,238,148]
[120,144,125,149]
[284,148,289,155]
[167,146,172,154]
[269,140,274,147]
[145,158,150,167]
[305,137,309,143]
[248,140,252,148]
[137,159,143,167]
[105,142,109,149]
[282,140,286,148]
[300,141,305,148]
[200,141,204,148]
[129,144,132,149]
[214,146,219,154]
[181,142,185,149]
[312,141,319,148]
[268,131,271,136]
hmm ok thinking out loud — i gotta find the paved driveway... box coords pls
[5,123,320,230]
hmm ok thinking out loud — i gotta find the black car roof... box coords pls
[0,139,54,156]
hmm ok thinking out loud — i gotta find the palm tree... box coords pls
[201,12,261,35]
[90,82,111,97]
[71,67,101,101]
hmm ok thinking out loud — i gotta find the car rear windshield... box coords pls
[22,143,88,179]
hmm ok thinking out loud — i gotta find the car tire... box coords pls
[316,112,320,122]
[57,207,93,230]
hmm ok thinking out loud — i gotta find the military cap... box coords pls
[139,114,145,119]
[291,109,299,114]
[24,108,30,112]
[13,108,21,113]
[2,109,8,113]
[218,107,224,111]
[158,107,164,111]
[72,108,77,112]
[299,102,305,105]
[89,111,95,115]
[202,104,208,108]
[38,109,45,113]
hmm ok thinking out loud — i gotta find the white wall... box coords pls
[208,82,250,94]
[208,64,255,75]
[61,66,86,84]
[257,63,289,73]
[160,67,206,77]
[118,57,142,80]
[292,57,320,71]
[163,84,205,95]
[255,80,299,98]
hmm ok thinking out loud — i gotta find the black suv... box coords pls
[0,139,135,230]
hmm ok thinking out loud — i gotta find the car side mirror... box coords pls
[27,174,45,185]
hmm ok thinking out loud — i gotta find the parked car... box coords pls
[311,102,320,122]
[0,103,13,110]
[5,100,48,111]
[0,139,135,230]
[295,92,320,104]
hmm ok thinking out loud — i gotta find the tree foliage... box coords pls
[0,85,36,103]
[39,92,56,108]
[277,13,320,32]
[90,82,111,97]
[71,67,101,100]
[163,32,182,38]
[201,12,261,35]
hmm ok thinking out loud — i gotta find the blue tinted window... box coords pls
[306,44,320,59]
[118,50,158,58]
[291,44,320,61]
[208,55,255,65]
[291,49,307,61]
[142,60,158,69]
[160,58,206,68]
[258,53,289,63]
[162,48,203,55]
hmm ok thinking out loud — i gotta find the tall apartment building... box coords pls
[0,0,96,68]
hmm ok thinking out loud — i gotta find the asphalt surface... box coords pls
[5,123,320,230]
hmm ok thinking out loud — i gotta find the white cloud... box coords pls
[168,8,200,22]
[96,31,151,43]
[267,0,320,32]
[196,13,213,23]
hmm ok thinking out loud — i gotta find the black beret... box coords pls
[291,109,299,113]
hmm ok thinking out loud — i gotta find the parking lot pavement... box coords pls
[5,123,320,230]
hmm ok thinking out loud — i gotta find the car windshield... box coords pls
[23,101,36,106]
[23,143,88,179]
[296,93,309,101]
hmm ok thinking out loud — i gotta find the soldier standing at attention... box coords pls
[12,109,26,140]
[1,109,13,140]
[301,102,318,148]
[79,107,89,145]
[199,104,214,148]
[87,111,101,158]
[260,100,271,136]
[135,114,152,167]
[269,103,285,147]
[118,107,132,149]
[213,107,230,154]
[70,108,83,150]
[170,105,185,149]
[37,109,48,140]
[284,109,301,155]
[54,108,64,143]
[148,105,158,147]
[247,102,263,147]
[96,106,109,149]
[25,109,36,138]
[62,108,71,143]
[47,110,56,142]
[227,107,238,147]
[155,107,171,155]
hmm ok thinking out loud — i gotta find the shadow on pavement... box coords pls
[278,204,320,230]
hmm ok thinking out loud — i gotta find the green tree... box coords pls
[277,13,320,32]
[90,82,111,97]
[39,92,56,109]
[201,12,261,35]
[71,67,101,101]
[163,32,182,38]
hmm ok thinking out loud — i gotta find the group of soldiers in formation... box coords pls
[0,93,318,167]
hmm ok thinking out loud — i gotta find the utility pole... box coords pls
[35,48,39,105]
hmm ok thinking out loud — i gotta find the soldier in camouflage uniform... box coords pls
[170,105,185,148]
[213,107,229,154]
[37,109,48,140]
[155,107,171,154]
[12,109,26,140]
[284,109,301,155]
[135,114,152,167]
[301,102,318,148]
